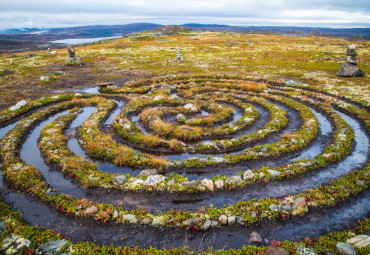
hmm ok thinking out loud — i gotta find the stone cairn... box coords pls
[173,49,183,61]
[338,44,365,77]
[65,44,82,65]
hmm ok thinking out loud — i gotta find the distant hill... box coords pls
[0,23,369,53]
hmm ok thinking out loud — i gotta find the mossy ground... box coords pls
[0,32,369,110]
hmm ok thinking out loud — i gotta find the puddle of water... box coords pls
[20,111,85,197]
[104,101,126,125]
[50,36,121,45]
[0,121,19,139]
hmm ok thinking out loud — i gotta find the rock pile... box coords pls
[338,45,365,77]
[174,49,183,61]
[65,44,82,65]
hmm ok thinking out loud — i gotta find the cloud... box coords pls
[0,0,369,29]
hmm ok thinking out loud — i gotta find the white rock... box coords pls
[219,214,228,225]
[347,235,370,248]
[144,175,166,186]
[244,117,254,123]
[153,95,165,101]
[201,179,214,191]
[122,123,131,129]
[122,214,137,223]
[214,180,224,189]
[184,103,198,112]
[243,170,255,180]
[268,170,281,180]
[211,156,225,163]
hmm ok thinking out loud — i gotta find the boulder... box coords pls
[296,246,317,255]
[266,246,290,255]
[122,214,137,223]
[336,242,356,255]
[346,235,370,248]
[36,240,68,255]
[249,231,263,243]
[338,62,365,77]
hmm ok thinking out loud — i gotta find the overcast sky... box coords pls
[0,0,369,30]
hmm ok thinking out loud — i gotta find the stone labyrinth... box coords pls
[0,74,369,250]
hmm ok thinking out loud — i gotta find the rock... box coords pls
[249,231,263,243]
[201,179,214,191]
[211,156,225,163]
[245,107,253,113]
[228,123,234,128]
[336,242,356,255]
[40,76,50,82]
[338,62,365,77]
[141,217,152,224]
[122,214,137,223]
[219,215,228,225]
[297,246,317,255]
[183,103,198,112]
[144,174,166,186]
[0,221,5,234]
[347,235,370,248]
[228,216,236,225]
[153,95,165,101]
[266,246,290,255]
[36,240,68,255]
[236,216,245,225]
[67,44,75,57]
[180,180,199,188]
[244,117,254,123]
[201,220,212,231]
[356,180,365,187]
[226,175,242,185]
[214,180,224,189]
[113,175,127,185]
[282,204,292,212]
[131,179,144,185]
[174,49,183,61]
[122,123,131,129]
[9,100,27,111]
[85,205,98,215]
[65,56,82,66]
[182,217,200,226]
[250,211,257,218]
[12,164,23,170]
[243,170,255,180]
[292,197,306,211]
[2,235,32,255]
[268,170,281,179]
[269,204,279,212]
[176,114,186,122]
[138,169,158,176]
[211,220,219,227]
[167,179,175,186]
[112,210,119,219]
[55,71,66,75]
[152,216,165,226]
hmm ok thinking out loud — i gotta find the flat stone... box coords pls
[112,175,127,185]
[210,156,225,163]
[214,180,224,189]
[249,231,263,243]
[138,169,158,176]
[36,240,68,255]
[219,214,228,225]
[122,214,137,223]
[347,235,370,248]
[200,220,212,231]
[292,197,306,211]
[266,246,290,255]
[144,174,166,186]
[85,205,98,215]
[180,180,199,188]
[182,217,200,226]
[243,170,255,180]
[268,170,281,180]
[336,242,356,255]
[226,175,242,185]
[297,246,317,255]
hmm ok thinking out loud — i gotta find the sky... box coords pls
[0,0,369,30]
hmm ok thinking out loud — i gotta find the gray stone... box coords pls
[297,246,317,255]
[292,197,306,211]
[144,174,166,186]
[268,170,281,179]
[243,170,255,180]
[219,214,228,225]
[67,44,75,57]
[36,240,68,255]
[244,117,254,123]
[85,205,98,215]
[183,103,197,112]
[112,210,119,219]
[269,204,279,212]
[167,179,175,186]
[347,235,370,248]
[211,220,219,227]
[336,242,356,255]
[338,62,365,77]
[138,169,158,176]
[176,114,186,122]
[180,180,199,188]
[113,175,127,185]
[228,216,236,225]
[211,156,225,163]
[141,217,152,224]
[122,214,137,223]
[65,56,82,66]
[250,211,257,218]
[236,216,245,225]
[182,217,200,226]
[356,180,365,187]
[249,231,263,243]
[226,175,242,185]
[201,220,212,231]
[152,216,165,226]
[214,180,224,189]
[0,221,5,234]
[282,204,292,212]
